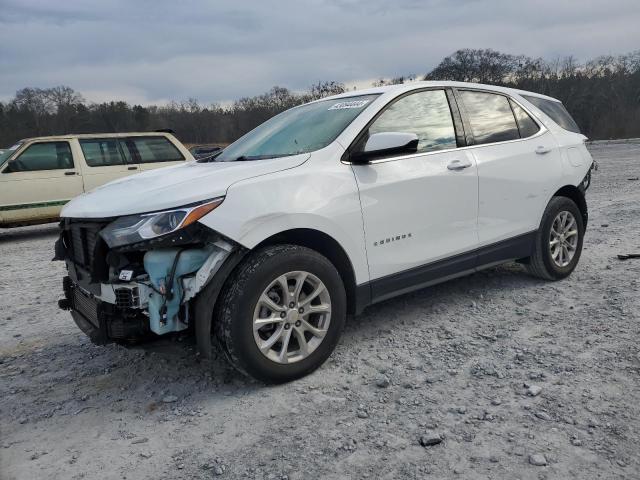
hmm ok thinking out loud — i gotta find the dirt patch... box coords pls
[1,142,639,479]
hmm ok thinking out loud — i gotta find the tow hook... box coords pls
[58,298,71,310]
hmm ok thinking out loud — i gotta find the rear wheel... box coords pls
[215,244,346,383]
[526,196,584,280]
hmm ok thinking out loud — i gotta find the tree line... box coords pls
[1,49,638,146]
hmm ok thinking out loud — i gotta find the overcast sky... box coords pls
[1,0,639,105]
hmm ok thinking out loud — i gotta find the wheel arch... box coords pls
[552,184,588,227]
[255,228,362,315]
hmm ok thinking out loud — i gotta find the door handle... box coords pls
[64,171,77,176]
[535,146,551,155]
[447,159,472,171]
[127,166,138,170]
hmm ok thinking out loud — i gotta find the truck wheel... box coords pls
[215,244,346,383]
[526,196,584,280]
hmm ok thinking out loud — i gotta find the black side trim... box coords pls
[476,231,535,267]
[356,231,537,309]
[371,250,476,303]
[354,283,372,315]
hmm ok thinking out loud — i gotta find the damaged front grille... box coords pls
[63,219,110,283]
[69,225,99,268]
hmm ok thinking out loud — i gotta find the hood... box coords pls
[62,154,310,218]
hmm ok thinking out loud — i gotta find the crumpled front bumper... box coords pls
[60,276,149,345]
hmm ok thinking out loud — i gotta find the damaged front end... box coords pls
[54,198,241,348]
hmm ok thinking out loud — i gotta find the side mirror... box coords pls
[3,159,16,173]
[350,132,419,164]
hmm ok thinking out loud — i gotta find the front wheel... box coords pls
[526,196,585,280]
[215,245,346,383]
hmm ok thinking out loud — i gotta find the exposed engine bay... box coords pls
[55,217,237,346]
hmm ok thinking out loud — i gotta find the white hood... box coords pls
[62,154,310,218]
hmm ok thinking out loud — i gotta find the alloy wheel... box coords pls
[252,271,331,364]
[549,210,579,268]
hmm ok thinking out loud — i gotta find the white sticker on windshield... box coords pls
[328,100,370,110]
[8,143,21,151]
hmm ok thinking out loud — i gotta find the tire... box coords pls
[215,244,346,383]
[526,196,585,280]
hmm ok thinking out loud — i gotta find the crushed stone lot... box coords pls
[1,142,639,480]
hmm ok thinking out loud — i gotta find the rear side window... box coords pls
[509,100,540,138]
[460,91,519,145]
[5,142,73,172]
[365,89,457,155]
[128,137,184,163]
[80,139,125,167]
[523,95,581,133]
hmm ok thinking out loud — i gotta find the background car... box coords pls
[0,132,193,228]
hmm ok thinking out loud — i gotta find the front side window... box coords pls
[0,142,22,167]
[360,89,457,156]
[214,94,380,162]
[523,95,581,133]
[510,100,540,138]
[4,142,73,172]
[80,139,125,167]
[460,91,519,145]
[128,137,184,163]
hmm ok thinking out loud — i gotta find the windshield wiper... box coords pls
[202,153,296,163]
[196,150,224,163]
[232,154,292,161]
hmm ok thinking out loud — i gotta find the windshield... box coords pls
[0,142,22,166]
[212,94,379,161]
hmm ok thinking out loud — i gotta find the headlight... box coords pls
[100,197,224,248]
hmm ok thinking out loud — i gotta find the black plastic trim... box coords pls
[445,88,468,148]
[476,231,535,267]
[353,283,372,315]
[194,248,249,359]
[355,231,537,309]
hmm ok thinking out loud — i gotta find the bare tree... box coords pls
[1,55,639,146]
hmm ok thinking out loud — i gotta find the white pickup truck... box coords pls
[0,132,193,228]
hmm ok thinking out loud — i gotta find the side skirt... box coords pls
[357,231,536,310]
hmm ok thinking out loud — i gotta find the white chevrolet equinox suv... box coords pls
[56,81,595,383]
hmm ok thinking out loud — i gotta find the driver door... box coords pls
[349,89,479,300]
[0,141,84,225]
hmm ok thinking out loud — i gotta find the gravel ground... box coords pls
[1,142,639,480]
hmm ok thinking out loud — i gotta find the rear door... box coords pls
[0,141,83,224]
[349,88,479,298]
[125,136,187,171]
[77,137,139,191]
[456,89,562,249]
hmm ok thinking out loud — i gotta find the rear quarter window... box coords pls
[509,100,540,138]
[128,137,184,163]
[522,95,581,133]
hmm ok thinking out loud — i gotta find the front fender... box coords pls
[198,156,370,285]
